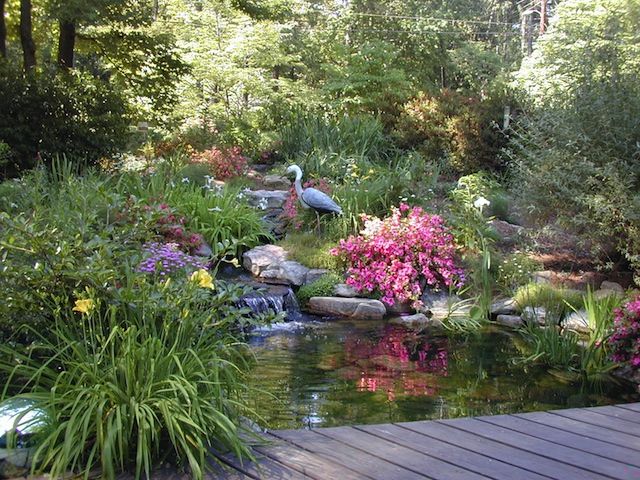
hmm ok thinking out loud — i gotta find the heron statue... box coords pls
[286,164,342,231]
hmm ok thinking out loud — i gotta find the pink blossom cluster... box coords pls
[331,203,464,308]
[148,203,204,254]
[609,296,640,368]
[191,146,248,180]
[280,178,332,230]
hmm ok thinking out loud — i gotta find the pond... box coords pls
[246,317,640,430]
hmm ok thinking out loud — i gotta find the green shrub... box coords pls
[508,0,640,283]
[496,253,542,295]
[0,276,258,480]
[116,172,272,260]
[0,167,150,340]
[297,273,343,307]
[393,89,507,173]
[0,66,131,176]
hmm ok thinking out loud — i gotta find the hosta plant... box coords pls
[331,204,464,308]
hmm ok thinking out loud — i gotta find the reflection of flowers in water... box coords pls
[342,325,448,400]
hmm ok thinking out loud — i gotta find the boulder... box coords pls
[421,290,467,319]
[244,189,289,210]
[334,283,359,298]
[243,245,288,276]
[388,313,444,329]
[263,174,292,190]
[563,310,589,334]
[594,289,623,300]
[429,304,472,320]
[489,219,524,246]
[496,314,524,328]
[307,297,386,320]
[385,301,415,316]
[599,281,624,294]
[532,271,555,285]
[260,261,310,286]
[305,269,329,285]
[522,306,546,325]
[490,298,518,316]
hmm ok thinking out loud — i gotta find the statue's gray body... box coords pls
[286,165,342,215]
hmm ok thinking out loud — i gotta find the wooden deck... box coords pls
[212,402,640,479]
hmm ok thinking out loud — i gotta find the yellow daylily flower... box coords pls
[190,269,214,289]
[72,298,94,314]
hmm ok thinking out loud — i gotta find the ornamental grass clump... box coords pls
[331,204,464,308]
[609,295,640,369]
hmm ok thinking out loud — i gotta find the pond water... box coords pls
[246,317,640,430]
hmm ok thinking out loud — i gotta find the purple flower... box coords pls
[137,242,208,276]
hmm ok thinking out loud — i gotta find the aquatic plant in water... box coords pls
[331,203,464,308]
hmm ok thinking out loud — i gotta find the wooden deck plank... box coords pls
[272,428,430,480]
[514,410,640,450]
[356,423,549,480]
[210,403,640,479]
[550,408,640,436]
[398,420,588,479]
[618,402,640,413]
[253,433,371,480]
[479,414,640,468]
[440,416,632,480]
[212,449,312,480]
[586,405,640,424]
[317,426,489,480]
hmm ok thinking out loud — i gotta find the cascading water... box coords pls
[238,287,301,321]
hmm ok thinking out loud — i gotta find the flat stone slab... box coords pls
[260,260,310,286]
[263,174,291,190]
[305,269,329,285]
[563,310,589,333]
[388,313,444,329]
[496,314,524,328]
[491,298,518,316]
[307,297,386,320]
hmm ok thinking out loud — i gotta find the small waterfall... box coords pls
[239,287,301,321]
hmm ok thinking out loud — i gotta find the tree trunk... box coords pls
[20,0,36,70]
[0,0,7,58]
[57,20,76,70]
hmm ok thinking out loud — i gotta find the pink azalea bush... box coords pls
[609,295,640,369]
[331,204,464,308]
[191,146,248,180]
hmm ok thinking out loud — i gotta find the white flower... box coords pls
[257,198,268,210]
[473,196,490,210]
[181,177,190,183]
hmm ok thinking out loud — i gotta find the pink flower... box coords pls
[332,204,464,306]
